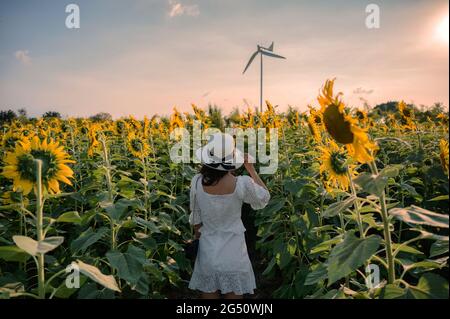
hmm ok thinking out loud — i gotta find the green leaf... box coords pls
[327,232,382,286]
[133,216,161,234]
[416,229,449,241]
[70,227,108,254]
[106,245,149,285]
[274,242,292,270]
[74,260,120,292]
[103,201,129,222]
[322,196,357,218]
[56,211,82,224]
[262,258,276,276]
[389,205,449,228]
[283,179,308,195]
[392,243,424,256]
[304,264,328,286]
[406,273,448,299]
[310,235,343,254]
[354,166,400,197]
[0,246,31,262]
[132,273,150,295]
[428,195,449,202]
[382,284,406,299]
[405,260,445,272]
[53,276,87,299]
[262,198,286,215]
[430,240,449,257]
[382,274,449,299]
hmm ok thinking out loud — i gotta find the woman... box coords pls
[188,133,270,299]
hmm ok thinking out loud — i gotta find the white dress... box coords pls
[188,173,270,295]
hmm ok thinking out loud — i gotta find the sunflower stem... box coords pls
[100,137,116,254]
[141,156,150,234]
[369,160,395,284]
[347,171,365,239]
[35,159,46,299]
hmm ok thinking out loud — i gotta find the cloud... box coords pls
[353,87,374,95]
[168,0,199,18]
[15,50,32,65]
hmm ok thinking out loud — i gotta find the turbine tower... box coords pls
[243,42,286,113]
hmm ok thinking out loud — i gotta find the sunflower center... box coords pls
[117,122,126,133]
[5,137,19,148]
[330,151,348,175]
[323,104,354,144]
[30,150,58,182]
[17,154,36,182]
[403,109,411,117]
[131,139,143,152]
[314,115,322,125]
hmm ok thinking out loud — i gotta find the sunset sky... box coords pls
[0,0,448,118]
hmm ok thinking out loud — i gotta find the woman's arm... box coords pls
[193,223,202,239]
[243,154,268,190]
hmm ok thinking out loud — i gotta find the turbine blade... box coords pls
[243,51,259,74]
[261,50,286,59]
[268,42,274,51]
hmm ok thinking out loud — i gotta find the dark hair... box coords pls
[200,165,230,186]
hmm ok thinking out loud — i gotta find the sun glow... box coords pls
[436,15,449,43]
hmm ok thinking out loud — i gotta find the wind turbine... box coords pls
[243,42,286,113]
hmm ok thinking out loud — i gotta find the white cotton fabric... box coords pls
[188,173,270,295]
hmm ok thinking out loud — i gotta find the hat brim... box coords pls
[195,145,244,171]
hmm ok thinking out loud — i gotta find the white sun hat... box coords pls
[195,132,244,171]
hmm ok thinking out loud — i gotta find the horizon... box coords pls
[0,0,449,118]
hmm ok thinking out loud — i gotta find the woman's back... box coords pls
[202,173,237,195]
[190,173,270,235]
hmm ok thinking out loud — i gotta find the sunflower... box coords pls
[19,125,36,139]
[437,113,448,121]
[126,132,150,158]
[398,101,416,130]
[355,109,369,125]
[2,136,75,195]
[260,101,281,129]
[114,120,129,135]
[239,107,255,128]
[318,79,378,164]
[127,116,142,131]
[318,139,356,192]
[293,110,300,127]
[440,139,449,177]
[385,113,399,130]
[307,108,324,143]
[1,131,25,150]
[87,123,101,157]
[169,107,185,132]
[1,190,29,206]
[143,116,150,138]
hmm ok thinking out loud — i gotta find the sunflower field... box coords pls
[0,79,448,299]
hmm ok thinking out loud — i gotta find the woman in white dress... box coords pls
[188,133,270,299]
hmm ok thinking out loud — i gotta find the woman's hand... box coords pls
[243,153,256,173]
[243,153,268,190]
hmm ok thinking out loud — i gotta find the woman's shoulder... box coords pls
[191,173,202,187]
[235,175,252,196]
[236,174,252,184]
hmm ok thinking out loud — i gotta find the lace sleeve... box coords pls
[238,175,270,210]
[189,174,202,225]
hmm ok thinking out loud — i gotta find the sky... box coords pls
[0,0,448,118]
